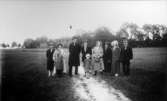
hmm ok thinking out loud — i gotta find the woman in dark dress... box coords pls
[103,42,112,73]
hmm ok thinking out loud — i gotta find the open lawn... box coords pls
[1,48,167,101]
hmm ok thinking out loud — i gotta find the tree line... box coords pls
[1,23,166,48]
[0,42,21,48]
[23,23,167,48]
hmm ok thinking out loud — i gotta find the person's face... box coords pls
[84,42,88,46]
[86,56,90,59]
[113,43,116,47]
[105,43,108,48]
[73,39,77,43]
[96,41,101,47]
[58,45,62,49]
[123,40,128,47]
[49,45,54,49]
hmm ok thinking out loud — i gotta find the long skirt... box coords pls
[63,52,69,73]
[92,58,104,72]
[112,60,120,75]
[47,60,54,71]
[104,62,112,73]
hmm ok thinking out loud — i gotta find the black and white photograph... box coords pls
[0,0,167,101]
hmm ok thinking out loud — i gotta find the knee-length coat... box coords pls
[103,47,112,72]
[46,48,55,71]
[68,43,81,66]
[53,49,64,70]
[120,46,133,63]
[112,47,121,74]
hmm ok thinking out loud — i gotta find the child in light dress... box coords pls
[83,54,92,78]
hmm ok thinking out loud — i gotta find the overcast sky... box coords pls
[0,0,167,44]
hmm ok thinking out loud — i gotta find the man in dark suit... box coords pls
[46,43,55,77]
[81,40,92,62]
[120,39,133,76]
[68,37,81,76]
[103,42,112,73]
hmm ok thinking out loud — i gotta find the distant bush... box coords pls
[22,23,167,48]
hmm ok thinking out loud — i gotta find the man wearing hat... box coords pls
[68,37,81,76]
[46,42,55,77]
[120,38,133,76]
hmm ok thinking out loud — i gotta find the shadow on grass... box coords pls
[2,70,76,101]
[98,68,167,101]
[1,52,76,101]
[1,49,167,101]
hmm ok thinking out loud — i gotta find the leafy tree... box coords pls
[118,22,145,41]
[94,27,116,42]
[162,33,167,46]
[143,24,153,33]
[1,43,7,48]
[116,28,129,39]
[11,41,17,47]
[142,24,153,39]
[23,38,36,48]
[153,33,161,41]
[18,43,21,47]
[36,36,48,43]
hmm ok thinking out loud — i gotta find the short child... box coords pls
[83,54,92,78]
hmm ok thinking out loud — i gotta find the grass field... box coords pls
[1,48,167,101]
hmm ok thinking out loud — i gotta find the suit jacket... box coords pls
[68,42,81,66]
[120,46,133,62]
[81,46,92,61]
[46,48,55,62]
[103,47,112,63]
[46,48,55,70]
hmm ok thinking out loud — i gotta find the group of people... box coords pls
[46,37,133,78]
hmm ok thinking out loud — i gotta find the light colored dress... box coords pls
[62,48,69,73]
[83,58,92,73]
[92,46,104,72]
[53,49,64,71]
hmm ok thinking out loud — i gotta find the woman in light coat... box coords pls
[92,41,104,75]
[53,44,64,77]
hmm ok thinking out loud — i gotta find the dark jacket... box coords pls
[81,46,92,61]
[46,48,55,70]
[112,47,121,61]
[68,42,81,66]
[103,47,112,63]
[120,46,133,62]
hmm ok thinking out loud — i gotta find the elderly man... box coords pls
[120,39,133,76]
[68,37,81,77]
